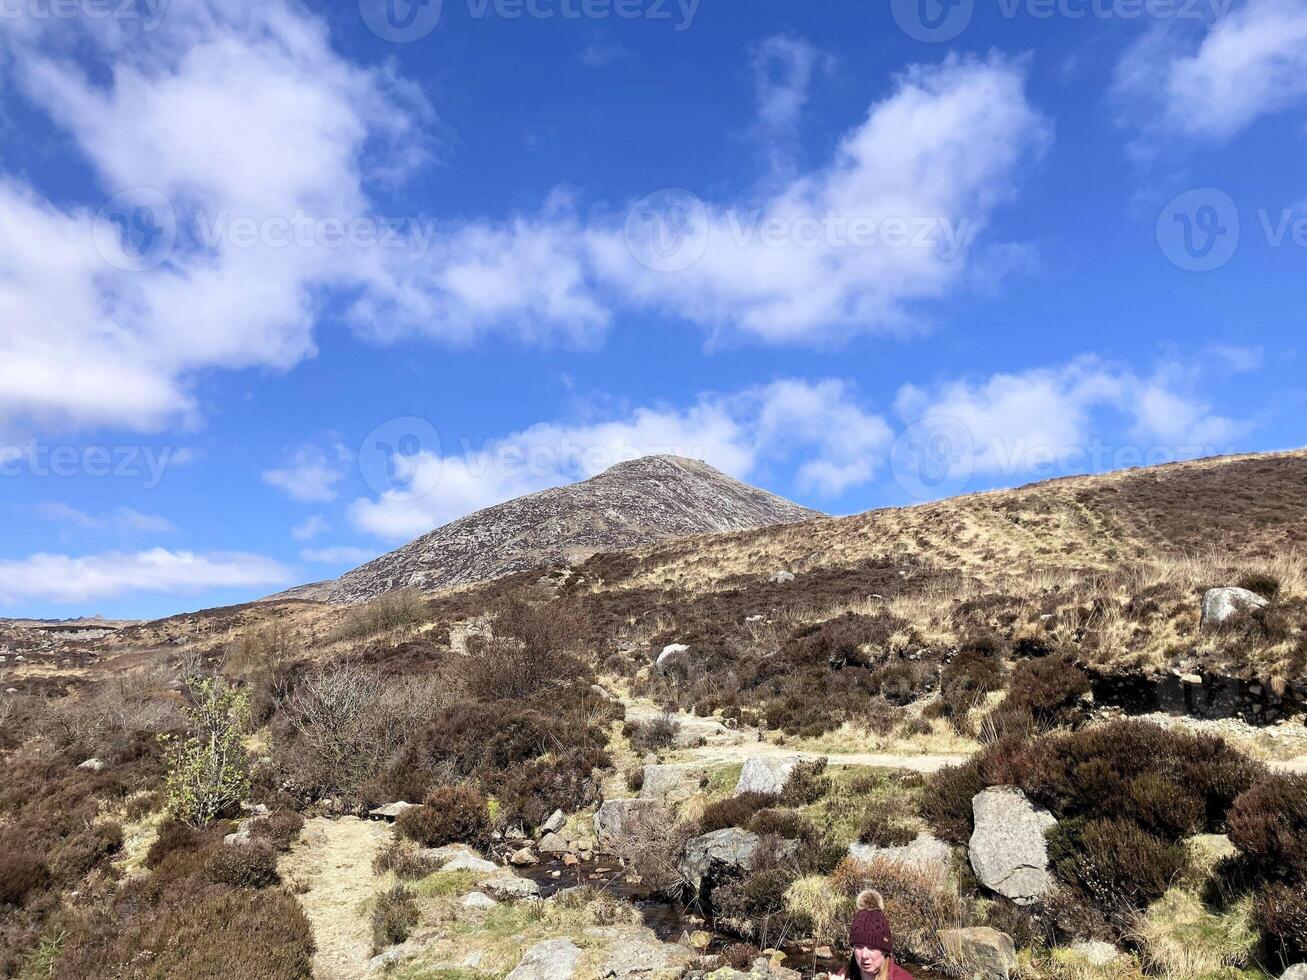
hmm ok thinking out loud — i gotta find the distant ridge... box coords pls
[282,455,821,604]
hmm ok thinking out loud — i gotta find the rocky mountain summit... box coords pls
[294,455,820,604]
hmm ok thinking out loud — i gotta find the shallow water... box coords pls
[511,855,943,978]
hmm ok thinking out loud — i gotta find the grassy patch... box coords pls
[414,870,486,899]
[1138,888,1263,978]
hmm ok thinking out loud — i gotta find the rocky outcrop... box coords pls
[594,799,664,849]
[1201,587,1269,629]
[461,891,497,909]
[680,828,760,893]
[848,832,952,876]
[1069,941,1120,966]
[288,456,820,604]
[506,939,583,980]
[639,765,697,804]
[969,787,1057,904]
[480,874,542,901]
[734,756,799,797]
[368,801,416,820]
[598,928,696,977]
[441,853,499,874]
[939,927,1017,980]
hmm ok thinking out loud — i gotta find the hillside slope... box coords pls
[297,455,821,604]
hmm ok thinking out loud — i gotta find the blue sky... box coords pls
[1,0,1304,619]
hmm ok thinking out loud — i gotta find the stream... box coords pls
[511,855,944,979]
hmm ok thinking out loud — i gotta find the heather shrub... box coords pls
[497,749,609,828]
[1236,571,1281,600]
[780,758,832,806]
[51,822,124,881]
[372,840,440,880]
[940,650,1005,722]
[55,886,315,980]
[857,810,916,848]
[1257,884,1307,958]
[699,792,778,834]
[332,589,427,641]
[248,810,305,852]
[625,714,680,754]
[920,758,985,845]
[1049,818,1186,915]
[146,817,220,869]
[371,885,419,952]
[749,808,817,842]
[207,840,279,889]
[987,655,1090,737]
[395,785,491,848]
[0,853,50,908]
[1226,773,1307,881]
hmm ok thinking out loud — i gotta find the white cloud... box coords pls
[348,379,891,540]
[0,549,292,605]
[263,444,351,503]
[32,502,175,533]
[894,356,1247,478]
[590,53,1050,344]
[291,514,331,541]
[300,546,375,565]
[751,36,827,139]
[1115,0,1307,141]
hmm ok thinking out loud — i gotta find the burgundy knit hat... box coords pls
[850,908,893,954]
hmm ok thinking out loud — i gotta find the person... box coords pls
[837,890,915,980]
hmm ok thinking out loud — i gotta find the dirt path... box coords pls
[670,739,970,773]
[281,816,390,980]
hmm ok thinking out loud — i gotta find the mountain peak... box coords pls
[297,454,820,604]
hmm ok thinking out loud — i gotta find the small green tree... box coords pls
[163,677,252,826]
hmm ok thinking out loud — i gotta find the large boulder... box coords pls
[1283,967,1307,980]
[969,787,1057,905]
[733,756,799,797]
[442,854,499,874]
[656,644,689,671]
[940,927,1017,980]
[369,801,416,820]
[598,928,695,977]
[639,764,697,804]
[594,799,664,849]
[506,939,583,980]
[1201,587,1269,629]
[680,828,760,893]
[542,809,567,835]
[848,832,952,876]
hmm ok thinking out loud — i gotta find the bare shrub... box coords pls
[0,853,50,908]
[461,600,588,701]
[332,589,428,642]
[372,839,441,880]
[248,810,305,852]
[626,714,680,754]
[276,662,448,801]
[611,807,693,895]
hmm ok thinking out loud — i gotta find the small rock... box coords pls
[940,927,1017,980]
[461,891,497,909]
[368,801,416,820]
[656,643,689,670]
[689,931,714,952]
[538,832,571,856]
[442,854,499,874]
[768,571,796,584]
[1201,587,1269,629]
[815,946,833,959]
[542,809,567,834]
[481,874,542,901]
[506,939,582,980]
[1282,965,1307,980]
[563,853,580,866]
[733,756,799,797]
[366,948,410,973]
[1069,941,1120,966]
[78,758,107,773]
[510,847,539,867]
